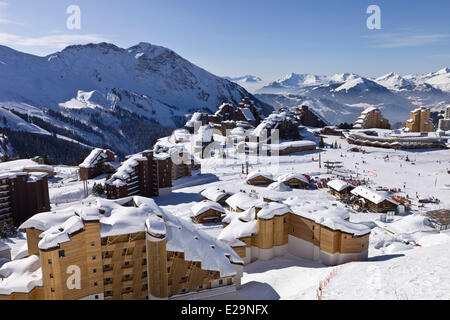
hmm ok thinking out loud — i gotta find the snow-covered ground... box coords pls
[1,128,449,299]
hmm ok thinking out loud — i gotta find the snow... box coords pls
[257,202,291,220]
[246,170,274,182]
[79,148,109,168]
[0,158,54,174]
[200,187,231,203]
[327,179,353,192]
[225,192,262,211]
[0,255,42,295]
[191,200,225,217]
[277,172,309,184]
[145,215,166,237]
[38,215,85,250]
[218,208,258,245]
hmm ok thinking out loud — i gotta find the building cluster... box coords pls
[0,171,50,226]
[353,107,390,130]
[185,99,326,143]
[327,179,400,213]
[0,196,243,300]
[185,98,263,136]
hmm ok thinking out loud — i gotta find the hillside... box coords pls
[0,43,273,163]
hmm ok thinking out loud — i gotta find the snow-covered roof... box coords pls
[19,205,78,231]
[218,208,258,246]
[145,215,166,238]
[350,186,397,205]
[327,179,354,192]
[285,198,370,236]
[277,173,309,184]
[161,208,244,276]
[239,108,256,122]
[225,192,261,211]
[79,148,112,168]
[246,170,274,182]
[257,202,291,220]
[106,153,147,186]
[38,215,85,250]
[201,187,231,203]
[191,200,225,217]
[0,159,54,175]
[0,255,42,295]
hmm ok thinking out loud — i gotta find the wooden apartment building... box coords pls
[219,201,371,266]
[0,197,243,300]
[105,150,172,200]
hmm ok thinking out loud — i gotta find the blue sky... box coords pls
[0,0,449,80]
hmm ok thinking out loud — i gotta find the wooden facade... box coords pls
[232,212,369,262]
[281,178,309,189]
[246,175,274,186]
[2,214,239,300]
[192,209,223,224]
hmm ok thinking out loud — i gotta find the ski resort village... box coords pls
[0,92,449,301]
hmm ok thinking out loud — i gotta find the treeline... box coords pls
[0,127,91,165]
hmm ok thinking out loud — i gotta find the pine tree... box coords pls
[319,137,325,148]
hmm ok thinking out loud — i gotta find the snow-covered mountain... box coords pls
[224,75,262,83]
[0,43,273,160]
[223,75,268,93]
[256,69,450,124]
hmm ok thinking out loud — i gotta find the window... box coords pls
[93,269,97,273]
[91,242,95,247]
[219,279,223,285]
[92,255,96,260]
[49,274,53,279]
[48,259,52,264]
[94,282,98,287]
[51,288,55,292]
[58,250,65,258]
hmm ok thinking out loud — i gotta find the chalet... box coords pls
[225,192,261,212]
[191,200,225,224]
[327,179,355,198]
[277,173,310,189]
[246,171,274,186]
[201,187,232,205]
[350,186,398,213]
[425,209,450,231]
[0,196,243,300]
[78,148,117,180]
